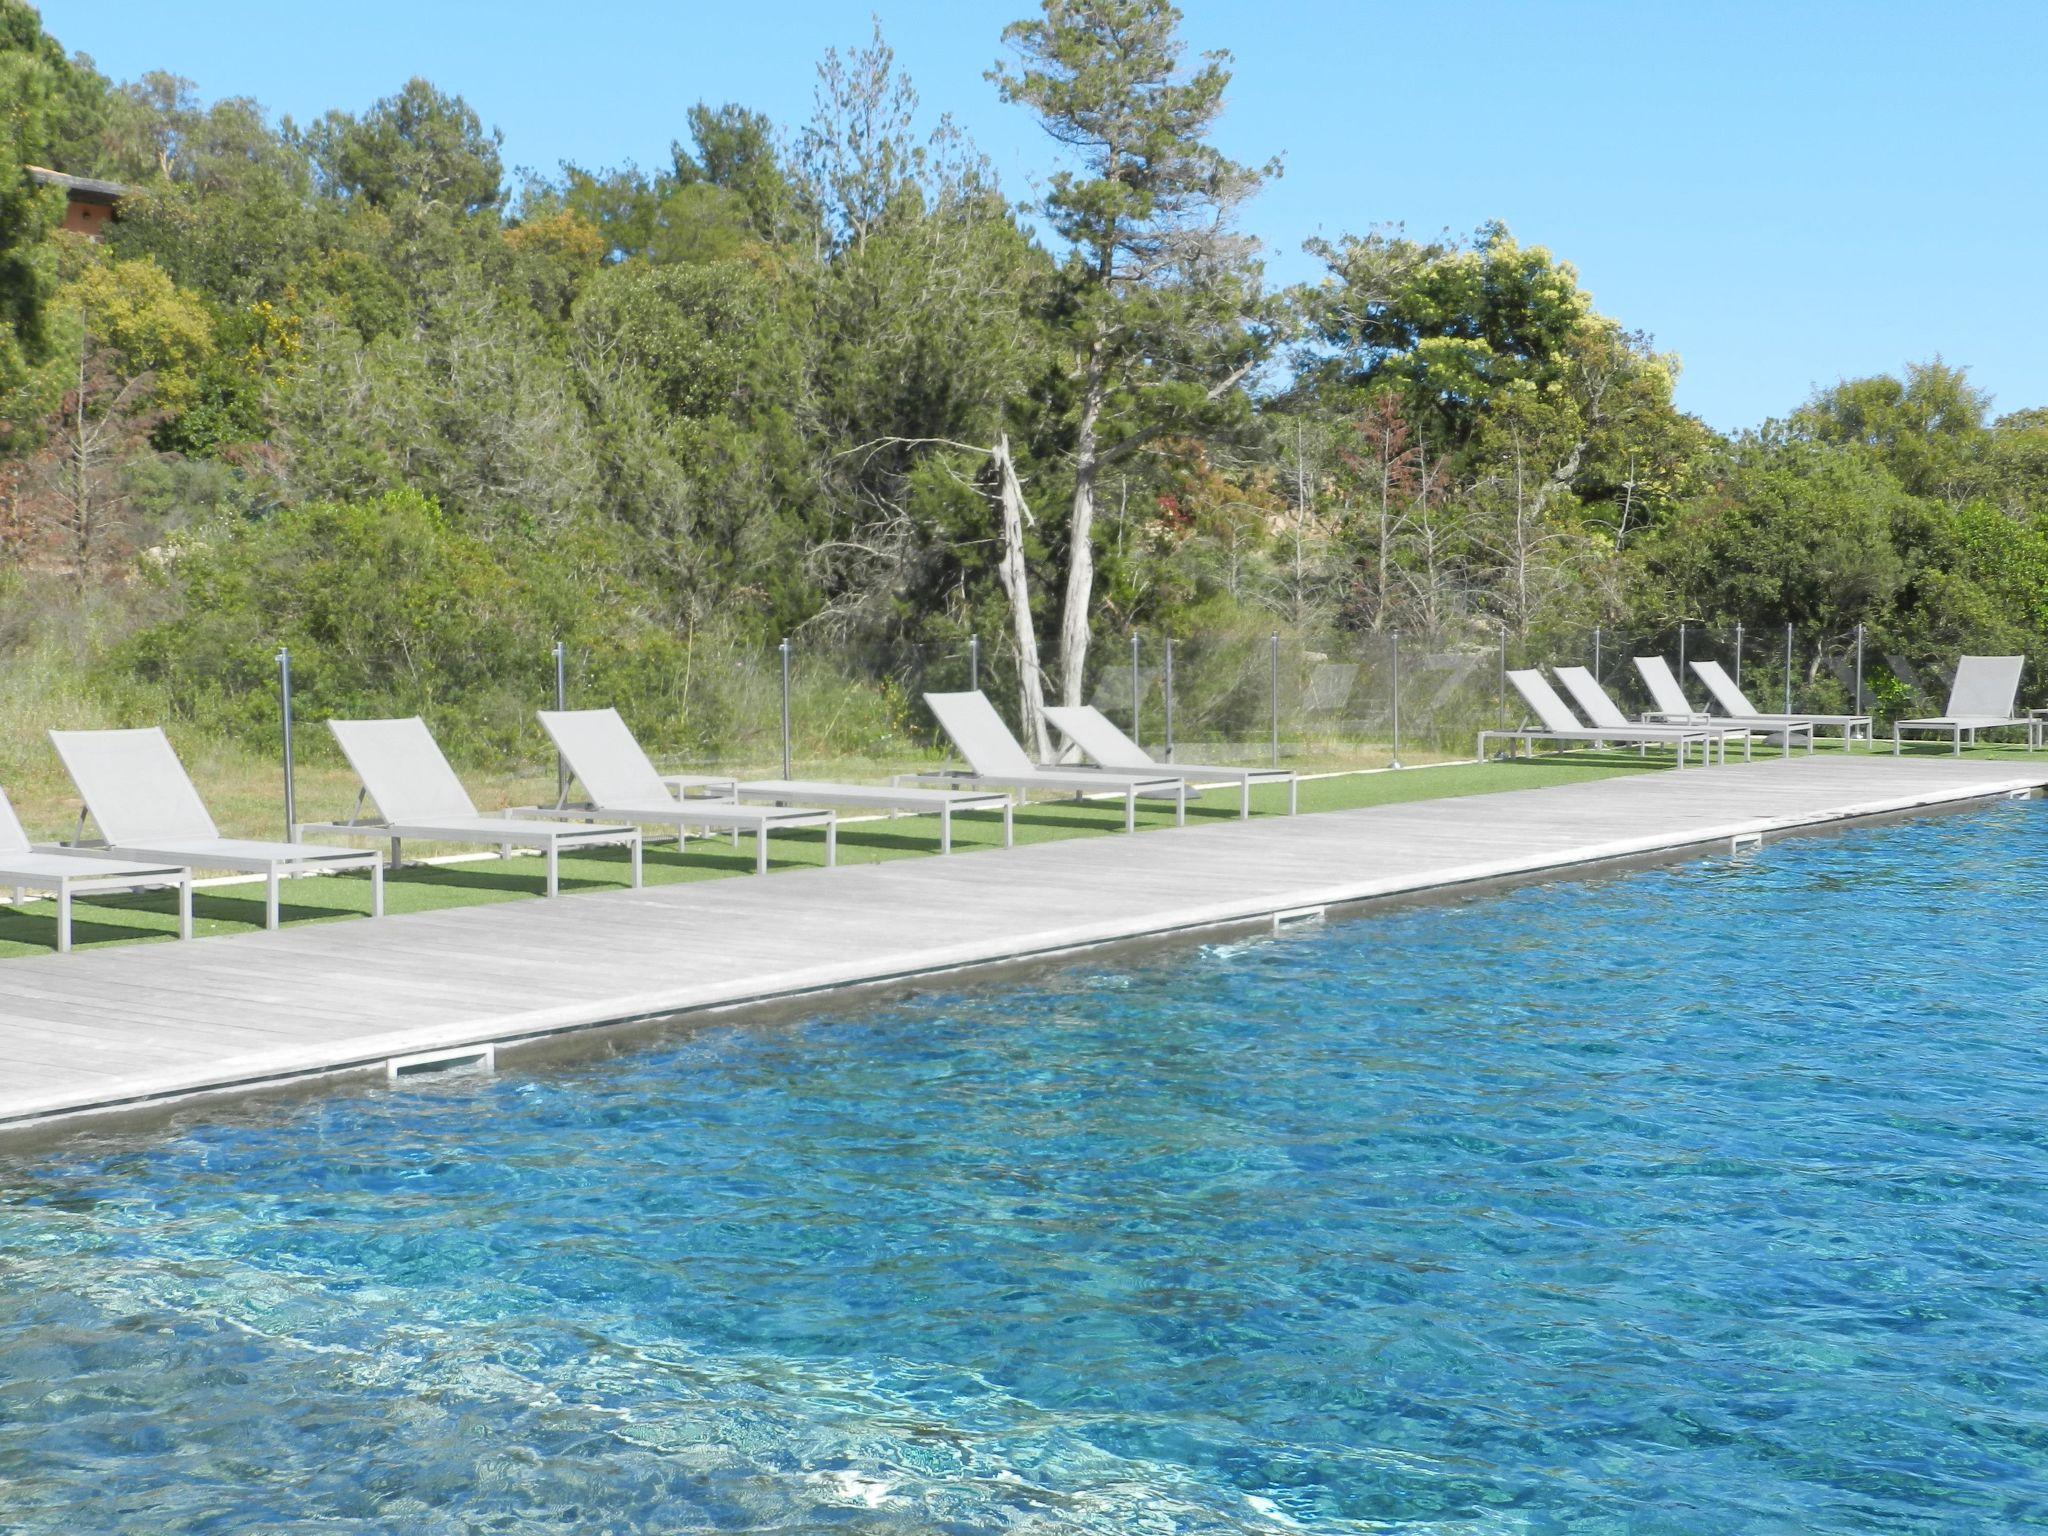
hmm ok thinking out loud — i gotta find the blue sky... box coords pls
[38,0,2047,432]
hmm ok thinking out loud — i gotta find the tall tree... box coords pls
[0,8,66,416]
[299,78,504,215]
[992,0,1273,705]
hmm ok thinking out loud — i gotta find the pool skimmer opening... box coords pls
[1729,832,1764,854]
[1272,905,1328,931]
[386,1045,496,1082]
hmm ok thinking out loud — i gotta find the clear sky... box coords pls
[36,0,2048,432]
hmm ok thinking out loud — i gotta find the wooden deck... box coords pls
[1,754,2041,1131]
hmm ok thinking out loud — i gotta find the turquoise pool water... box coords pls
[3,805,2047,1533]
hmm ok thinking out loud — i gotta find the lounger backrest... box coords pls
[1506,669,1584,733]
[925,691,1037,775]
[1634,656,1695,716]
[537,708,671,806]
[48,727,219,845]
[327,717,479,824]
[1552,666,1630,730]
[0,787,30,855]
[1043,705,1154,769]
[1945,655,2023,718]
[1690,659,1758,716]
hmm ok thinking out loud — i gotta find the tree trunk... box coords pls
[1058,342,1106,709]
[992,434,1053,760]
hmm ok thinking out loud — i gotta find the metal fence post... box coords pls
[1163,637,1176,763]
[1389,629,1403,769]
[1784,623,1794,714]
[552,640,567,802]
[1677,621,1688,688]
[1130,632,1141,747]
[1270,632,1281,766]
[1593,624,1602,682]
[277,647,296,840]
[968,633,980,693]
[1854,623,1865,715]
[778,636,792,780]
[1734,622,1744,689]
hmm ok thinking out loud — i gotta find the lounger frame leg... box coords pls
[1288,777,1299,815]
[630,834,643,888]
[370,859,385,918]
[1240,780,1251,819]
[545,844,560,898]
[941,806,952,854]
[55,881,70,954]
[177,875,193,939]
[825,818,837,868]
[1124,789,1136,833]
[756,830,768,875]
[1002,800,1014,847]
[265,868,280,930]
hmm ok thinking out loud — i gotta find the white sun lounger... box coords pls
[535,709,836,875]
[48,727,383,930]
[1893,655,2039,755]
[1633,655,1812,752]
[732,780,1011,854]
[1042,704,1298,818]
[1690,659,1873,748]
[315,717,642,896]
[1479,670,1721,766]
[1553,666,1799,761]
[912,691,1188,831]
[0,784,192,953]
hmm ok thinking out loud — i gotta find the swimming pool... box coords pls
[2,803,2045,1532]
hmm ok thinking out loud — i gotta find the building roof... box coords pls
[24,165,131,203]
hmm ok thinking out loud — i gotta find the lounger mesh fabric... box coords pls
[537,709,675,807]
[1507,670,1588,733]
[1551,667,1637,731]
[1634,656,1702,718]
[0,788,31,856]
[47,728,219,845]
[1041,706,1163,769]
[327,718,482,823]
[1942,656,2024,719]
[1690,660,1777,719]
[925,692,1039,776]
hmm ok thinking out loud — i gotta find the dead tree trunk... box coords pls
[992,434,1053,759]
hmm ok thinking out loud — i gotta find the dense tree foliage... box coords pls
[2,0,2044,762]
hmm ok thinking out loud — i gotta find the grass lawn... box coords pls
[0,736,2035,959]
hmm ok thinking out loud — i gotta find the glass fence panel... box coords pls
[526,617,2047,793]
